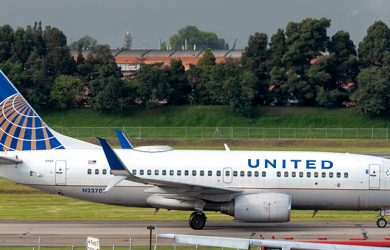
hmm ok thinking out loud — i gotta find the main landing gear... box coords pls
[189,211,207,230]
[376,209,388,228]
[377,217,387,228]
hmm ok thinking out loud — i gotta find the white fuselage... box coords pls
[1,149,390,211]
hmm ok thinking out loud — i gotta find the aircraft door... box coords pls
[223,167,233,184]
[55,161,67,185]
[369,164,380,190]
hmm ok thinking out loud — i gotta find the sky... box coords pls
[0,0,389,49]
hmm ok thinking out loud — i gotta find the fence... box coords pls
[52,127,390,140]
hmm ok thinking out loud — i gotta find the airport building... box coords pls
[70,49,243,76]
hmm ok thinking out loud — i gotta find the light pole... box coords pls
[147,225,155,250]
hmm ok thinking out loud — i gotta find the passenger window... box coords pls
[140,170,144,175]
[284,171,288,177]
[337,172,341,178]
[329,172,334,178]
[262,171,266,177]
[155,170,159,175]
[200,170,205,176]
[314,172,319,178]
[87,169,92,175]
[162,170,166,176]
[299,172,304,178]
[344,172,349,178]
[240,171,245,177]
[192,170,197,176]
[233,171,238,177]
[307,172,311,178]
[225,171,230,177]
[217,171,221,177]
[177,170,181,176]
[247,171,252,177]
[208,170,212,176]
[185,170,189,176]
[254,171,259,177]
[322,172,326,178]
[292,172,296,178]
[102,169,107,175]
[147,170,152,175]
[170,170,174,176]
[277,171,281,177]
[95,169,99,175]
[132,169,137,175]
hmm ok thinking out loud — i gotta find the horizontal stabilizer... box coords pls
[0,155,22,165]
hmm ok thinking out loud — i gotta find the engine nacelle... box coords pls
[221,193,291,223]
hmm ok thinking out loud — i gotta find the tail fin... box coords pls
[0,70,97,151]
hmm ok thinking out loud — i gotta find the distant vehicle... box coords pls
[1,70,390,230]
[159,234,390,250]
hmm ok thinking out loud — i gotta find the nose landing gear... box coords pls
[189,211,207,230]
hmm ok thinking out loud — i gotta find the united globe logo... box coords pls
[0,94,63,151]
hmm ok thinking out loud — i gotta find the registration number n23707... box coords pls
[82,188,104,193]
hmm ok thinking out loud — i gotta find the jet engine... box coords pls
[220,193,291,222]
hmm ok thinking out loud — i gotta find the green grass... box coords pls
[40,106,390,128]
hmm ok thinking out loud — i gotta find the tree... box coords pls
[198,49,216,67]
[329,31,359,85]
[190,49,217,104]
[23,49,50,107]
[136,64,169,107]
[0,25,14,62]
[223,65,257,116]
[44,26,74,76]
[358,21,390,67]
[69,35,97,52]
[352,67,390,115]
[281,18,331,105]
[242,32,269,104]
[166,60,191,105]
[269,29,288,104]
[169,26,228,50]
[90,63,130,112]
[50,75,84,109]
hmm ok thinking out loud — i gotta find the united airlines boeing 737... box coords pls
[0,70,390,230]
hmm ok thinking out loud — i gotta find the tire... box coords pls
[189,212,206,230]
[377,218,387,228]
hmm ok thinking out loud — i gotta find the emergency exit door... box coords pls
[223,167,233,183]
[55,161,67,185]
[369,164,380,190]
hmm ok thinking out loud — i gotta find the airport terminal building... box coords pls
[71,49,243,76]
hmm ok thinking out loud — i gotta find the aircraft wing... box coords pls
[159,234,389,250]
[98,138,242,198]
[0,155,22,165]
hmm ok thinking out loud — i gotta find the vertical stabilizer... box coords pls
[0,70,97,151]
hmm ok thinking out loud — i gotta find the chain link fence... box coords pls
[52,127,390,140]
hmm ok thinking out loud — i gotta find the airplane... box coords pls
[1,69,390,230]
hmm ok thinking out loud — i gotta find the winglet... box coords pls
[97,138,129,176]
[115,130,133,149]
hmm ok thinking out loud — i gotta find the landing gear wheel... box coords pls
[377,217,387,228]
[189,211,207,230]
